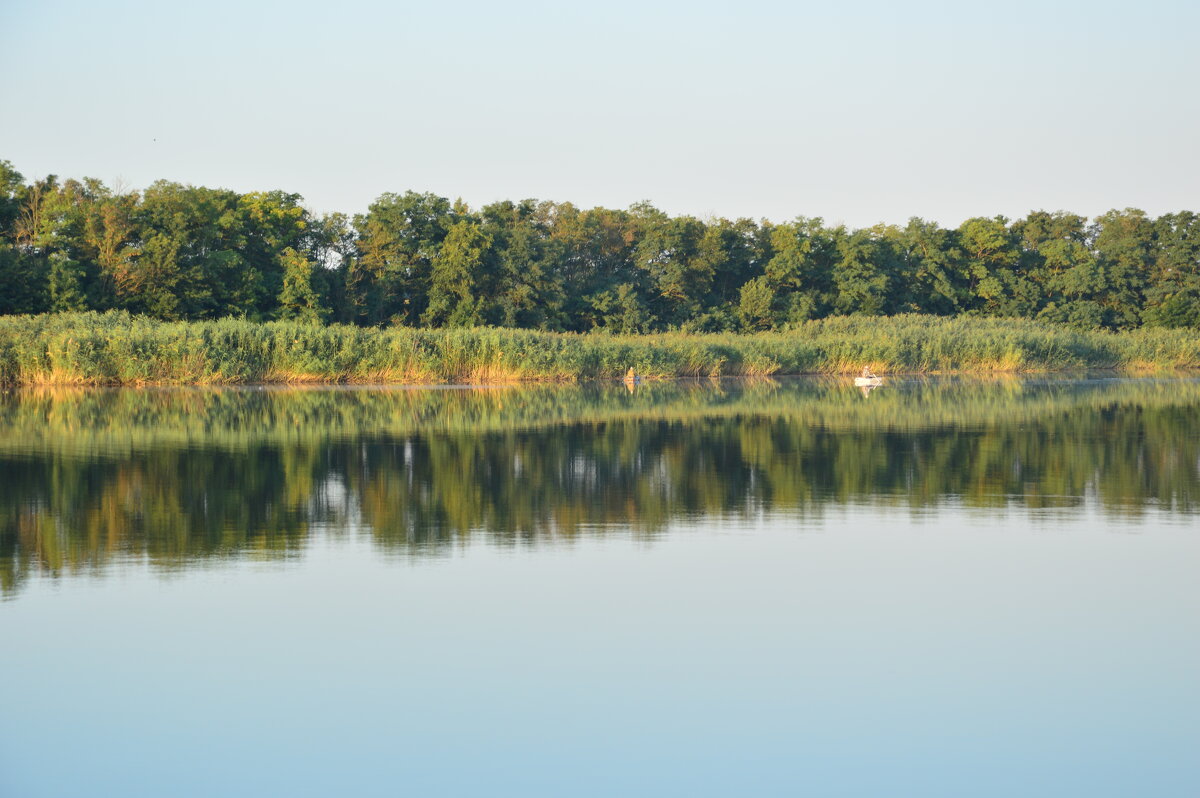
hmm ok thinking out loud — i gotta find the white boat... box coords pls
[854,376,883,387]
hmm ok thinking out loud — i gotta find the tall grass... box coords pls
[1,311,1198,386]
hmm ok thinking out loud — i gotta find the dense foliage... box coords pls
[3,311,1199,386]
[2,159,1198,332]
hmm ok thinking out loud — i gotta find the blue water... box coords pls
[4,507,1197,797]
[2,380,1198,797]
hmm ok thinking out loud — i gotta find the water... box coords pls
[2,377,1198,797]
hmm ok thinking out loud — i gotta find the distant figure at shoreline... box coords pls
[861,366,875,378]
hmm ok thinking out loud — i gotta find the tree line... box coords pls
[1,159,1197,331]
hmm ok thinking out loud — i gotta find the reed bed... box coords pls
[1,311,1198,386]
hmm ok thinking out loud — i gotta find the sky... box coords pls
[2,0,1197,227]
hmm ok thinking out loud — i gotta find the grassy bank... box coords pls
[1,311,1198,386]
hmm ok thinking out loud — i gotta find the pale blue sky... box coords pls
[2,0,1197,226]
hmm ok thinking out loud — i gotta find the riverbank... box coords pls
[2,311,1198,386]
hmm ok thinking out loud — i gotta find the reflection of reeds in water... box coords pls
[4,311,1200,387]
[4,375,1200,455]
[2,376,1199,597]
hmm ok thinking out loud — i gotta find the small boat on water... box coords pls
[854,367,882,388]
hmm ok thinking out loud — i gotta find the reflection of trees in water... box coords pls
[2,379,1199,595]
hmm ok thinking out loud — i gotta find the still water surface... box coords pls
[2,377,1198,797]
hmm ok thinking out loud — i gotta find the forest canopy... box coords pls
[1,159,1197,332]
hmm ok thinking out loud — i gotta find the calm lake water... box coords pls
[2,377,1198,797]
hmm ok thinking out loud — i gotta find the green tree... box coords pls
[1143,211,1200,328]
[235,190,311,318]
[0,162,48,314]
[0,245,47,314]
[133,182,234,319]
[480,199,568,329]
[47,253,88,311]
[422,220,492,327]
[277,247,328,324]
[831,227,892,315]
[763,218,835,325]
[737,276,776,331]
[893,218,967,315]
[82,193,138,309]
[550,205,639,331]
[352,191,456,326]
[958,216,1030,317]
[130,233,185,319]
[1090,208,1154,329]
[0,160,24,235]
[309,212,355,323]
[633,207,714,328]
[602,282,656,333]
[1013,211,1100,328]
[698,218,765,307]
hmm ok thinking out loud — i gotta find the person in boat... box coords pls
[861,366,875,378]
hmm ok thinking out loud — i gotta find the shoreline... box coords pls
[4,364,1199,390]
